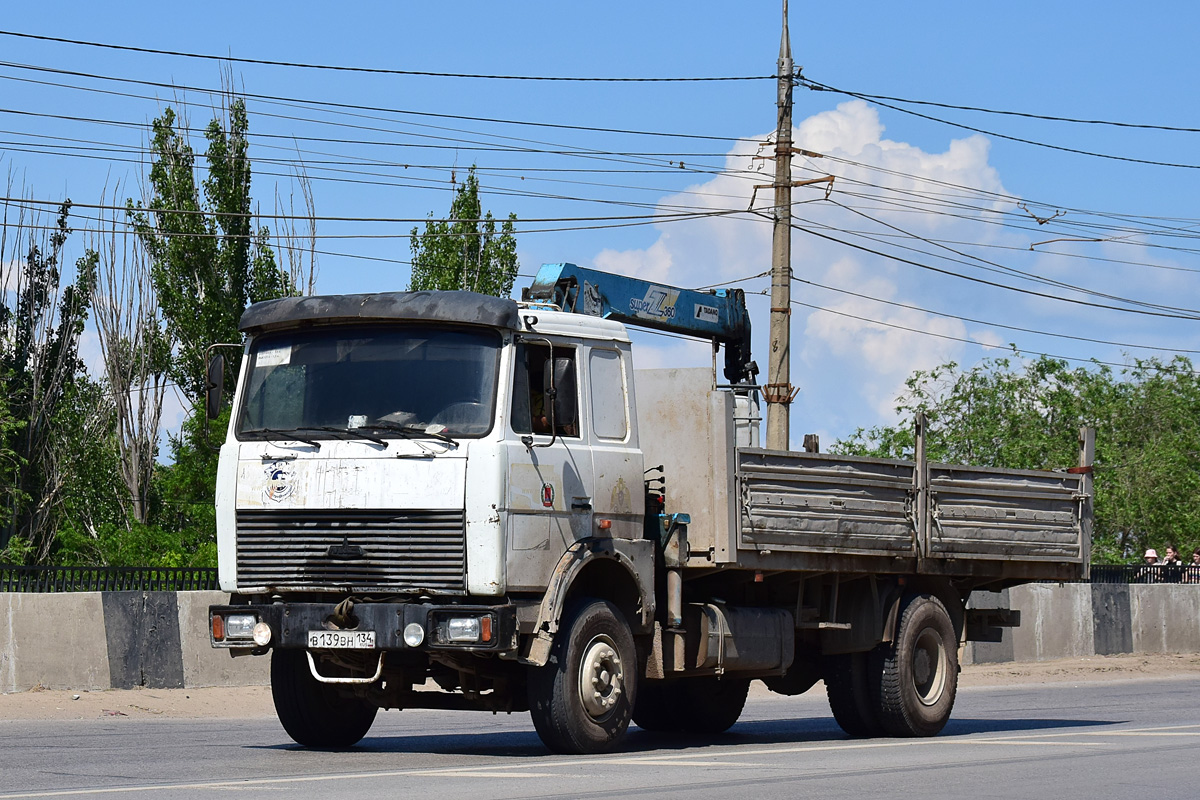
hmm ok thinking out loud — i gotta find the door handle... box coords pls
[571,499,592,511]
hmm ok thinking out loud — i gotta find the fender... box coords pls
[521,537,656,666]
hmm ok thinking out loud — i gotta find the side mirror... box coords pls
[205,353,225,420]
[544,357,577,433]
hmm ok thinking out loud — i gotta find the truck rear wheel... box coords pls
[631,680,681,732]
[875,593,958,737]
[681,676,750,734]
[528,598,637,754]
[633,677,750,735]
[271,649,378,748]
[824,651,883,738]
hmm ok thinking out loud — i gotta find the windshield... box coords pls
[236,325,501,439]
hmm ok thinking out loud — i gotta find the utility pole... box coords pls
[765,0,798,450]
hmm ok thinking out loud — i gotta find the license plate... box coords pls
[307,630,377,649]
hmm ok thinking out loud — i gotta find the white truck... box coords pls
[207,263,1093,754]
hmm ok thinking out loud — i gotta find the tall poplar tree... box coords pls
[408,167,519,297]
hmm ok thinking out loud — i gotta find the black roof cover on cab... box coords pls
[239,290,522,333]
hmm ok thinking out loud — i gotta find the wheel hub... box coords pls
[911,626,947,706]
[579,635,623,719]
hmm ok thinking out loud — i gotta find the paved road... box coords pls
[2,676,1198,799]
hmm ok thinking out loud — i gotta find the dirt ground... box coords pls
[2,653,1197,722]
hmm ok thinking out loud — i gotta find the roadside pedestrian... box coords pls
[1161,545,1183,583]
[1138,549,1161,584]
[1185,548,1200,584]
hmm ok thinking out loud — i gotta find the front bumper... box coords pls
[210,601,518,654]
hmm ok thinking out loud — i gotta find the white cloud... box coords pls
[971,329,1007,350]
[583,100,1020,443]
[157,385,191,464]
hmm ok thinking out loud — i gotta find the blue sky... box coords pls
[3,2,1199,448]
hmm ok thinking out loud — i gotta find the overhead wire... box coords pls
[782,216,1200,322]
[800,77,1200,170]
[824,199,1200,316]
[0,59,754,142]
[0,30,775,82]
[800,79,1200,134]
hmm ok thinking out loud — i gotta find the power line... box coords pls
[825,200,1200,317]
[800,77,1200,170]
[761,293,1200,375]
[791,276,1200,356]
[717,268,1200,355]
[802,79,1200,134]
[0,60,753,143]
[0,30,773,82]
[4,200,761,240]
[785,218,1200,322]
[0,126,764,206]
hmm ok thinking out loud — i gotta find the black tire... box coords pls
[527,598,637,754]
[633,677,749,734]
[632,679,683,732]
[763,652,821,697]
[681,677,750,734]
[824,651,883,738]
[271,649,378,748]
[875,593,958,737]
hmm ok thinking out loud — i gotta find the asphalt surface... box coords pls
[2,676,1198,799]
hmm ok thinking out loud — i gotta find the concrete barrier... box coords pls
[1130,585,1200,654]
[1,593,111,693]
[1,591,268,693]
[966,583,1200,665]
[177,591,269,688]
[1009,584,1095,662]
[4,586,1200,690]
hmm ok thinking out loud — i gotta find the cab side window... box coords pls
[510,343,579,437]
[589,348,628,440]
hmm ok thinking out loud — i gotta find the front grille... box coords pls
[236,509,466,592]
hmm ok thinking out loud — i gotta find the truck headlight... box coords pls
[403,623,426,647]
[252,622,273,647]
[225,614,257,640]
[436,614,493,644]
[447,617,481,642]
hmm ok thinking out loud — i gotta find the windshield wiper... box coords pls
[241,428,322,448]
[360,421,459,447]
[301,425,388,445]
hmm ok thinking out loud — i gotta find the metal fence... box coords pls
[1088,564,1200,585]
[0,564,218,593]
[2,563,1198,592]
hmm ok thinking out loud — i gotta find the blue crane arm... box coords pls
[524,263,758,385]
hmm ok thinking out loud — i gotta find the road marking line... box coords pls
[965,739,1112,747]
[406,771,564,778]
[6,723,1194,798]
[602,760,775,767]
[1080,731,1200,737]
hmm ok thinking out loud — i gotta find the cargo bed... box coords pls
[636,368,1092,584]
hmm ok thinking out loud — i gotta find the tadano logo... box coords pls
[629,286,679,321]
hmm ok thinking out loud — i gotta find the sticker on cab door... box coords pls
[542,483,555,508]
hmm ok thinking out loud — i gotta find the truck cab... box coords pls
[209,286,662,752]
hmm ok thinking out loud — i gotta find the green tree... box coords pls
[409,167,518,297]
[129,99,291,405]
[0,203,103,562]
[127,97,293,567]
[833,352,1200,563]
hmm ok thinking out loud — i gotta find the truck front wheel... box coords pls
[271,649,378,748]
[874,593,958,737]
[528,598,637,754]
